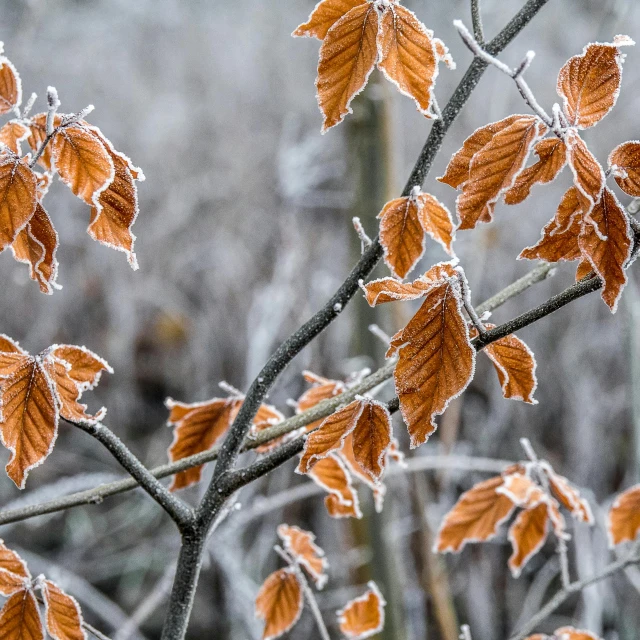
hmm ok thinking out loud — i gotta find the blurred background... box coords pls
[0,0,639,638]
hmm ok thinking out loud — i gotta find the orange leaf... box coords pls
[543,464,594,524]
[416,192,455,257]
[507,501,549,577]
[50,345,112,391]
[575,259,592,281]
[350,399,392,483]
[293,0,364,40]
[0,121,29,155]
[497,471,546,507]
[52,124,114,206]
[277,524,328,588]
[557,38,634,129]
[255,568,303,640]
[165,397,241,490]
[565,130,605,209]
[295,372,346,433]
[504,138,567,205]
[392,264,475,447]
[316,3,379,132]
[554,627,601,640]
[0,153,38,251]
[378,196,426,280]
[609,141,640,197]
[0,352,58,488]
[578,187,632,312]
[11,203,60,294]
[0,53,21,116]
[307,453,362,519]
[434,475,516,553]
[457,116,547,230]
[608,484,640,546]
[337,581,386,640]
[377,4,442,117]
[251,403,286,453]
[519,187,584,263]
[0,589,44,640]
[362,275,432,306]
[42,580,85,640]
[438,116,520,190]
[0,541,29,596]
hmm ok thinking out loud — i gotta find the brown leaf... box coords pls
[362,275,432,306]
[42,580,86,640]
[504,138,567,205]
[308,453,362,519]
[557,38,633,129]
[608,484,640,546]
[575,259,592,281]
[543,465,594,524]
[336,581,386,639]
[316,3,378,132]
[52,124,114,206]
[296,372,346,433]
[0,122,29,155]
[554,627,601,640]
[578,187,632,312]
[609,141,640,197]
[0,153,38,251]
[377,4,440,117]
[0,55,21,116]
[293,0,364,40]
[378,196,426,280]
[255,568,303,640]
[497,471,544,507]
[438,116,520,190]
[0,541,29,596]
[165,397,241,490]
[0,352,58,488]
[416,193,455,257]
[11,203,60,295]
[507,501,549,577]
[565,129,605,209]
[50,345,112,391]
[392,265,475,447]
[251,403,286,453]
[519,187,584,263]
[434,475,516,553]
[350,400,392,483]
[457,116,547,230]
[0,589,44,640]
[277,524,328,588]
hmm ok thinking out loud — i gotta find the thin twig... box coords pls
[352,217,372,252]
[470,0,484,44]
[460,624,473,640]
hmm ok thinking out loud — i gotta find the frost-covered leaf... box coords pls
[50,345,112,392]
[255,568,303,640]
[0,54,21,116]
[293,0,364,40]
[307,453,362,519]
[565,129,605,209]
[0,541,29,596]
[277,524,328,588]
[434,475,516,553]
[0,152,38,251]
[316,3,379,132]
[504,138,567,205]
[11,203,59,295]
[609,141,640,197]
[416,192,455,257]
[42,579,86,640]
[542,464,594,524]
[507,501,550,577]
[608,484,640,546]
[578,187,632,312]
[336,581,386,640]
[557,38,634,129]
[296,371,346,433]
[0,589,44,640]
[0,121,29,155]
[553,627,601,640]
[457,116,547,229]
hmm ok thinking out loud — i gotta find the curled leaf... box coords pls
[293,0,364,40]
[277,524,328,588]
[255,568,303,640]
[337,581,386,640]
[609,141,640,197]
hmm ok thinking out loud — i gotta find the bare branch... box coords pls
[352,217,372,252]
[470,0,484,44]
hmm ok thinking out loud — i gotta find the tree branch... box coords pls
[470,0,484,45]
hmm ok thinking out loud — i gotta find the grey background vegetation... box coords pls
[0,0,638,638]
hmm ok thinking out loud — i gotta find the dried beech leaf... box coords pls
[508,501,549,577]
[255,568,303,640]
[0,540,29,596]
[0,589,44,640]
[609,141,640,197]
[325,493,361,518]
[377,4,440,117]
[42,580,86,640]
[519,187,584,263]
[416,193,455,257]
[557,38,633,129]
[52,124,114,206]
[578,187,632,312]
[0,122,29,155]
[435,476,516,553]
[392,265,475,447]
[504,138,567,205]
[0,335,26,356]
[0,353,58,488]
[277,524,328,588]
[554,627,601,640]
[608,484,640,546]
[457,116,547,230]
[337,581,386,640]
[308,453,362,519]
[438,116,520,190]
[378,196,425,280]
[11,203,60,295]
[565,130,605,209]
[296,372,345,433]
[316,3,378,132]
[297,399,364,474]
[293,0,364,40]
[0,56,21,116]
[51,345,112,391]
[350,400,392,483]
[497,472,543,507]
[166,397,241,490]
[544,465,594,524]
[0,153,38,250]
[362,275,432,306]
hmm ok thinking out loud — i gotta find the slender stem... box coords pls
[70,420,195,530]
[470,0,484,44]
[299,572,331,640]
